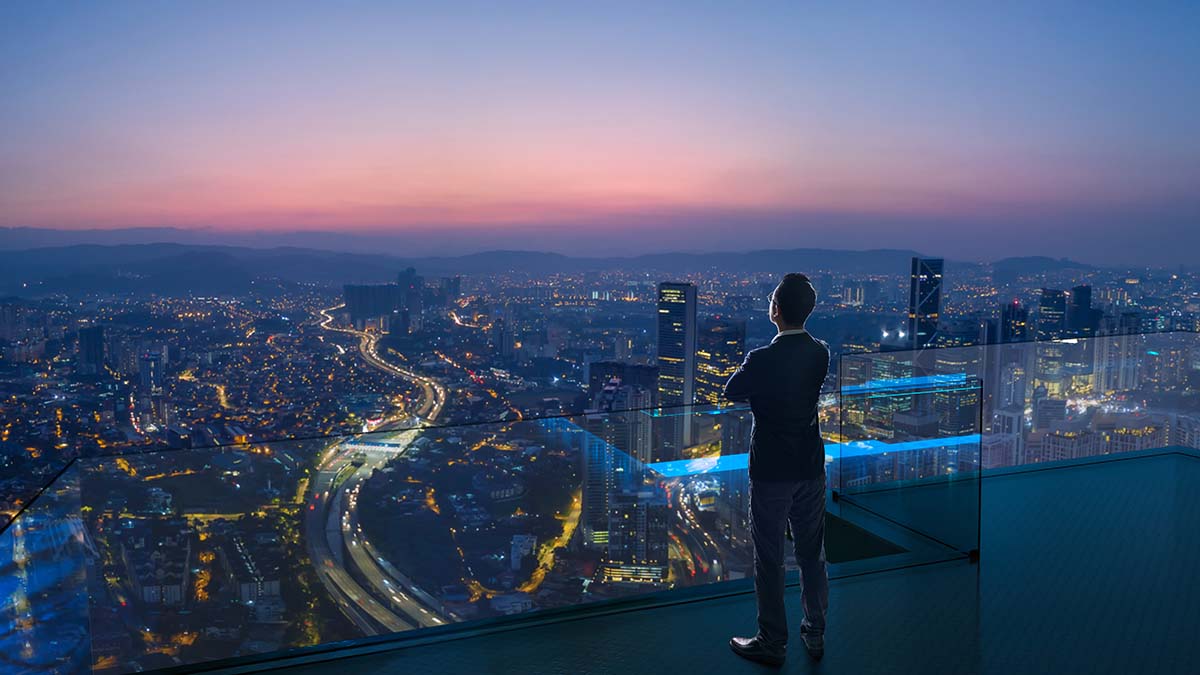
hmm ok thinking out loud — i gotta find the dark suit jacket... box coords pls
[723,330,830,481]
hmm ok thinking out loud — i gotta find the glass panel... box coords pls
[833,378,982,563]
[16,328,1200,671]
[840,331,1200,472]
[20,386,960,671]
[0,466,91,673]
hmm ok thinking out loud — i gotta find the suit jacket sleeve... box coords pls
[723,349,758,402]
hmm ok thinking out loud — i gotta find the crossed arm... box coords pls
[723,350,758,402]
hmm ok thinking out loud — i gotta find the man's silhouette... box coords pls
[725,273,830,666]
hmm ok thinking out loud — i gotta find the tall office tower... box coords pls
[603,489,669,583]
[139,353,164,394]
[860,354,917,436]
[78,325,106,375]
[1094,330,1143,393]
[582,384,654,550]
[1000,300,1029,343]
[1037,289,1068,340]
[932,344,983,438]
[908,257,943,349]
[1067,285,1101,337]
[657,282,697,453]
[695,318,746,405]
[590,384,655,465]
[935,380,981,437]
[1062,288,1099,385]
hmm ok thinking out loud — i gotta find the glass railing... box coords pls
[6,330,1197,673]
[831,373,982,562]
[840,330,1200,473]
[2,378,981,673]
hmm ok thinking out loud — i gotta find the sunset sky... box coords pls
[1,2,1198,263]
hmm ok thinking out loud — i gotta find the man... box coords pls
[724,273,830,666]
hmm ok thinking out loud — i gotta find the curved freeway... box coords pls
[305,304,451,635]
[317,303,447,423]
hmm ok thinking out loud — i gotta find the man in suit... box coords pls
[725,273,830,666]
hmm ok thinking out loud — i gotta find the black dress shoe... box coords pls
[729,635,786,666]
[800,623,824,660]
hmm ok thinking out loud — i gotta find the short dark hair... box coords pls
[772,273,817,326]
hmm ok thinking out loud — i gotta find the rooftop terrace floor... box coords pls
[208,449,1200,675]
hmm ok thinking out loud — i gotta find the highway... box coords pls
[666,479,729,583]
[317,304,447,423]
[335,431,447,628]
[306,304,451,634]
[304,435,414,635]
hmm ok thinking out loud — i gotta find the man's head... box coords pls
[769,273,817,331]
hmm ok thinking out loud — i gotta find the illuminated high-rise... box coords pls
[1000,300,1029,343]
[583,384,653,550]
[908,257,943,349]
[695,318,745,405]
[1038,289,1068,340]
[603,489,669,583]
[656,282,697,452]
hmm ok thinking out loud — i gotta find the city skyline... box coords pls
[2,239,1198,671]
[3,4,1200,672]
[2,3,1199,265]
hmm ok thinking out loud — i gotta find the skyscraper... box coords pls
[657,282,697,452]
[908,257,943,349]
[603,489,669,583]
[695,318,745,405]
[1000,300,1029,343]
[78,325,106,375]
[139,352,164,394]
[1038,289,1068,341]
[583,384,653,549]
[1067,285,1101,337]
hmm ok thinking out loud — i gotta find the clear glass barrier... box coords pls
[840,331,1200,473]
[0,376,982,672]
[832,375,982,560]
[7,330,1197,672]
[0,465,90,673]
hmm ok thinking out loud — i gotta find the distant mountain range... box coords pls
[0,227,1104,296]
